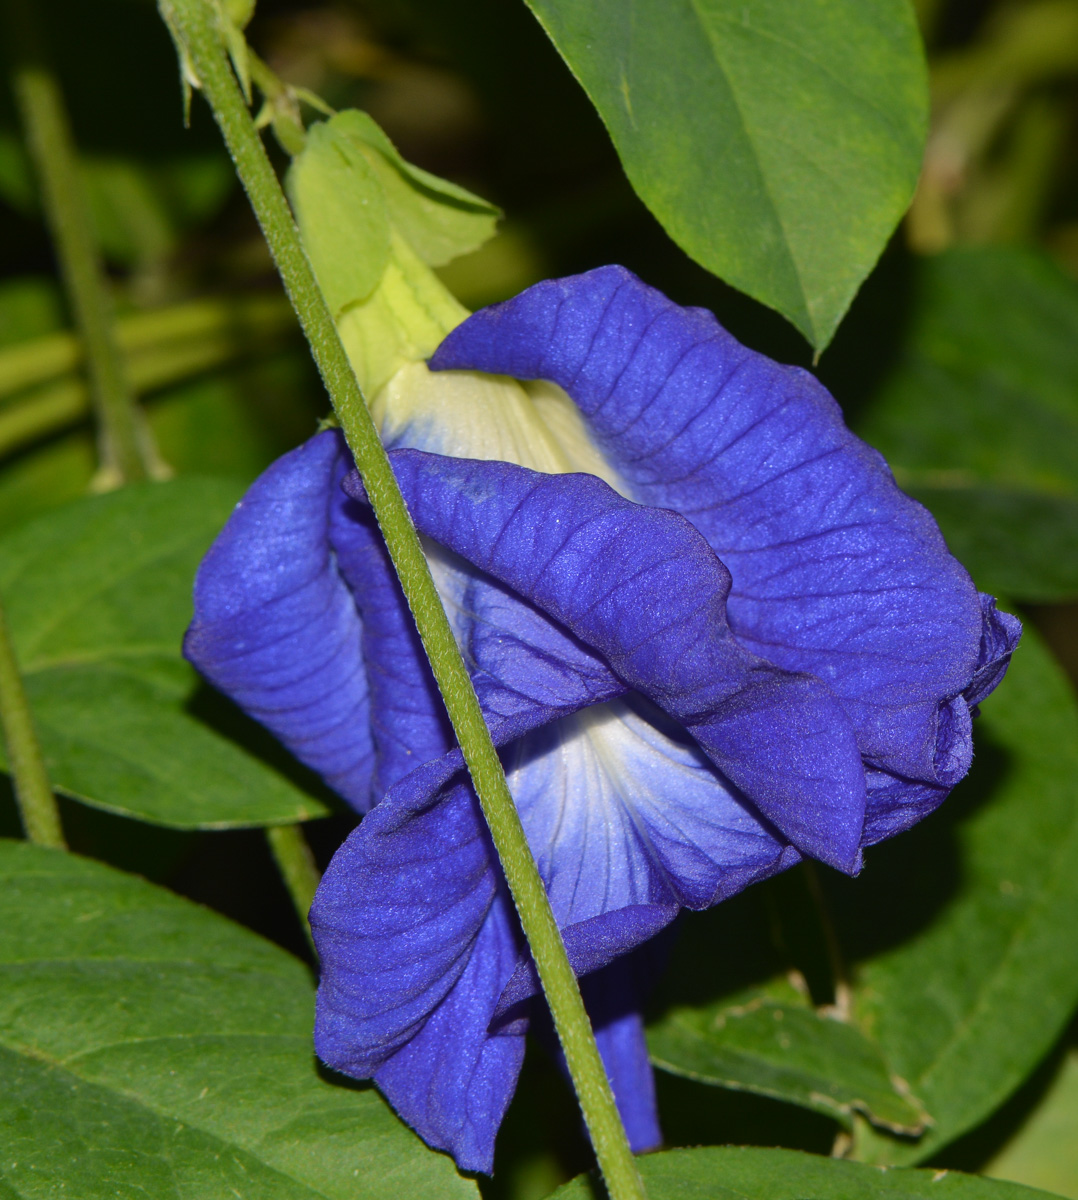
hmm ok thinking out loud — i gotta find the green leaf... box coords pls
[647,863,927,1135]
[550,1146,1056,1199]
[649,995,927,1135]
[855,248,1078,602]
[0,480,333,828]
[847,623,1078,1163]
[0,840,474,1199]
[984,1047,1078,1199]
[521,0,927,350]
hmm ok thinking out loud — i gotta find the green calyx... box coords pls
[287,109,499,396]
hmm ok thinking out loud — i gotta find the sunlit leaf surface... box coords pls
[0,481,334,828]
[522,0,927,349]
[0,841,474,1198]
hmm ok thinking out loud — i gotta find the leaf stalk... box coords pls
[265,824,321,954]
[0,595,65,849]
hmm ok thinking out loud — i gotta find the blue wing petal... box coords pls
[966,594,1022,711]
[311,773,499,1077]
[184,430,374,810]
[373,894,525,1174]
[493,903,680,1021]
[360,449,866,872]
[583,957,662,1153]
[429,267,989,793]
[330,495,456,795]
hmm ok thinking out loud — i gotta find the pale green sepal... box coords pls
[331,109,501,266]
[337,229,467,397]
[286,107,499,392]
[287,119,391,314]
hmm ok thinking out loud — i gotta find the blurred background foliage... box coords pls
[1,1,1077,1197]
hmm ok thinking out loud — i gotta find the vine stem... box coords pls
[265,824,321,954]
[158,3,646,1195]
[5,0,152,484]
[0,595,65,849]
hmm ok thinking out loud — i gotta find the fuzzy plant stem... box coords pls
[6,0,151,484]
[0,596,65,849]
[158,3,647,1196]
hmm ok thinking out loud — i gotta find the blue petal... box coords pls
[528,949,667,1154]
[507,698,795,919]
[862,594,1021,842]
[330,496,456,794]
[493,903,680,1021]
[429,267,987,789]
[361,449,866,872]
[310,674,641,1169]
[373,895,525,1174]
[184,430,374,810]
[862,767,950,845]
[583,957,662,1153]
[464,569,625,723]
[966,594,1022,711]
[311,774,499,1077]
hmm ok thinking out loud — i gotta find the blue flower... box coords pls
[184,266,1019,1174]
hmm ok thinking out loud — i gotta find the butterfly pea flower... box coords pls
[184,266,1019,1174]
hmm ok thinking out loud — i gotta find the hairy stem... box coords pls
[0,595,65,849]
[265,824,322,954]
[6,0,153,483]
[158,3,646,1195]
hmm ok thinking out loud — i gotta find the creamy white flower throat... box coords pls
[370,360,627,496]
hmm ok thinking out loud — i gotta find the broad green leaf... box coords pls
[647,863,927,1135]
[551,1146,1056,1199]
[521,0,927,350]
[0,840,474,1199]
[0,480,334,828]
[855,248,1078,602]
[847,624,1078,1163]
[649,995,927,1135]
[985,1048,1078,1199]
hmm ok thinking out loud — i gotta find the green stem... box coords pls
[0,299,299,460]
[0,593,65,849]
[6,0,152,483]
[265,824,321,953]
[0,381,86,456]
[158,4,646,1196]
[0,293,295,402]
